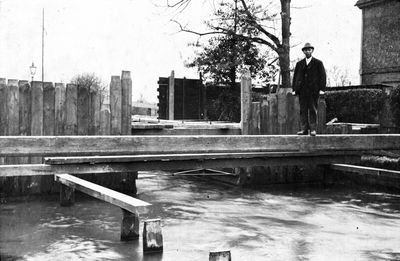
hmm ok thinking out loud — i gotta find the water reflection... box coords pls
[1,171,400,260]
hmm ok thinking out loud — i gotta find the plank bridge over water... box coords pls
[1,134,400,177]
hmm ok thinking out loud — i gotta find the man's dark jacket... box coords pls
[292,57,326,95]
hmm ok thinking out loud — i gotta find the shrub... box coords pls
[325,88,384,123]
[389,86,400,127]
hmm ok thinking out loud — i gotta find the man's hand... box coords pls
[319,90,325,95]
[291,91,296,96]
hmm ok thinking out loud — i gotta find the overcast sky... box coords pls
[0,0,361,103]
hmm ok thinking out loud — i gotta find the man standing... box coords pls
[292,43,326,136]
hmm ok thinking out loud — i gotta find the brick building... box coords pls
[356,0,400,86]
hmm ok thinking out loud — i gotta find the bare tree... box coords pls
[327,66,351,87]
[70,73,109,106]
[169,0,292,88]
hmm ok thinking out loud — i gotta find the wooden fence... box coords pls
[243,90,326,135]
[0,71,134,196]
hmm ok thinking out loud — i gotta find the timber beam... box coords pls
[0,134,400,157]
[0,152,361,177]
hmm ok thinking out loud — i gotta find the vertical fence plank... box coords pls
[55,83,66,136]
[260,100,269,135]
[100,103,111,135]
[110,76,122,135]
[317,96,326,134]
[31,81,43,138]
[30,81,43,193]
[286,92,296,134]
[241,71,251,135]
[121,71,132,135]
[89,85,101,135]
[77,84,89,135]
[65,84,78,135]
[168,70,175,120]
[43,82,55,136]
[0,79,6,194]
[19,81,31,137]
[269,94,278,134]
[6,80,19,194]
[277,91,288,134]
[250,102,261,135]
[42,82,55,193]
[7,79,19,137]
[18,80,31,194]
[0,78,7,138]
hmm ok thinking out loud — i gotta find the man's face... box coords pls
[303,48,313,58]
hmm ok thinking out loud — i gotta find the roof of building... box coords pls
[355,0,396,8]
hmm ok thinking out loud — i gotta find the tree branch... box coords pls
[239,0,281,48]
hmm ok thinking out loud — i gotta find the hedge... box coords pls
[390,86,400,127]
[325,88,385,123]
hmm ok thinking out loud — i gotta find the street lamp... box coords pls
[29,62,37,82]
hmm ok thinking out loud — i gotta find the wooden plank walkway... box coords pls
[0,134,400,157]
[55,174,150,212]
[0,151,361,177]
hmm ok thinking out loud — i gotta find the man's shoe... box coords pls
[310,130,316,136]
[297,130,308,135]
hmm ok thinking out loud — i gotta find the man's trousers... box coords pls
[299,93,319,132]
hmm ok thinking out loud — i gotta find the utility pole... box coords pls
[42,8,44,86]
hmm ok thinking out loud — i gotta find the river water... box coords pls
[1,171,400,260]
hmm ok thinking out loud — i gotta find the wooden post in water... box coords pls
[168,70,175,120]
[60,184,75,206]
[120,209,140,241]
[65,84,78,135]
[121,71,132,135]
[55,83,66,136]
[110,76,122,135]
[143,219,163,253]
[241,69,251,135]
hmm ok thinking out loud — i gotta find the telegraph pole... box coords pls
[42,8,44,85]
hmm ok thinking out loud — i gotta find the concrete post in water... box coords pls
[240,68,251,135]
[120,209,139,241]
[110,76,122,135]
[168,70,175,120]
[143,219,163,253]
[209,250,232,261]
[59,184,75,206]
[121,71,132,135]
